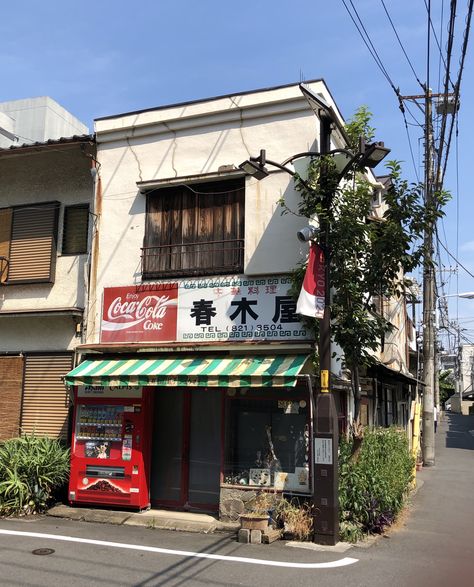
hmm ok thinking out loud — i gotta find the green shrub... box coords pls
[0,435,70,516]
[339,427,414,541]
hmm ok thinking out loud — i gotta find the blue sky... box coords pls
[1,0,473,343]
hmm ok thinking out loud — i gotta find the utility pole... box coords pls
[399,87,456,466]
[421,87,436,466]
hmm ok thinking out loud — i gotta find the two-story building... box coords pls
[64,80,357,516]
[63,80,418,516]
[0,124,95,441]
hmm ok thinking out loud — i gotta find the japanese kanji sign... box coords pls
[101,276,312,343]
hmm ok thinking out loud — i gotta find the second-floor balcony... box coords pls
[141,239,244,279]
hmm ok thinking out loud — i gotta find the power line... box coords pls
[434,0,458,190]
[436,229,474,279]
[380,0,424,88]
[424,0,457,91]
[402,113,421,181]
[341,0,400,95]
[340,1,429,183]
[440,0,473,185]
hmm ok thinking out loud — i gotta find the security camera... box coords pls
[297,226,320,242]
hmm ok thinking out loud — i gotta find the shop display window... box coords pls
[223,393,310,493]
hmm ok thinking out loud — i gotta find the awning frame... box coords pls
[65,354,310,389]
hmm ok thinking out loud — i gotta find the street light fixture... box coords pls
[238,150,270,180]
[357,139,391,169]
[239,143,390,188]
[239,138,390,545]
[440,292,474,299]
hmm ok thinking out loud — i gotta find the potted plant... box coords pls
[239,492,275,531]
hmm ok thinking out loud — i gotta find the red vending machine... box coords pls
[69,386,152,510]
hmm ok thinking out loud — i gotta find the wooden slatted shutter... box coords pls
[144,178,244,278]
[0,356,24,441]
[0,207,12,283]
[8,202,59,283]
[62,204,89,254]
[20,354,72,440]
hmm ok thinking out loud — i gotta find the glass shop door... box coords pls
[150,388,221,511]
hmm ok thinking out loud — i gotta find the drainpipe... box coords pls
[83,159,102,345]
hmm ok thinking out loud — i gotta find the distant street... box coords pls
[0,412,473,587]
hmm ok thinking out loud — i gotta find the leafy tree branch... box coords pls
[282,106,449,439]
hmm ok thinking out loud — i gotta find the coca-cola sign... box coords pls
[101,285,178,343]
[100,277,311,344]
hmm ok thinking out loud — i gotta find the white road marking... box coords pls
[0,528,358,569]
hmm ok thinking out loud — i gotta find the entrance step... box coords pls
[47,504,239,534]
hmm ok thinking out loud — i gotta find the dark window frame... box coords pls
[142,178,245,279]
[62,203,90,256]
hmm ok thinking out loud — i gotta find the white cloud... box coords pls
[460,241,474,253]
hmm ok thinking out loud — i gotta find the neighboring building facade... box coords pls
[357,179,418,430]
[0,96,88,148]
[452,344,474,414]
[0,133,95,441]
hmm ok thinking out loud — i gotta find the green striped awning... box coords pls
[65,355,308,388]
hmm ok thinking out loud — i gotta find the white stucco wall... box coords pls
[0,316,79,352]
[459,344,474,397]
[89,81,346,343]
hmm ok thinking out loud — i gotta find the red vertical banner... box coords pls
[296,243,325,319]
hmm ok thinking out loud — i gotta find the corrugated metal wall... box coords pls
[0,356,24,440]
[20,354,72,440]
[8,204,58,282]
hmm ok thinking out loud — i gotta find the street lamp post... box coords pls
[239,135,389,545]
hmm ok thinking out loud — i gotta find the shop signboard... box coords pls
[101,276,312,343]
[78,386,143,398]
[101,283,178,343]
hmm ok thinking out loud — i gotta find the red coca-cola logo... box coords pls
[101,285,178,343]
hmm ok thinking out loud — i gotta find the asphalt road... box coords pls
[0,412,473,587]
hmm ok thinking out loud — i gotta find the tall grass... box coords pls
[0,435,70,516]
[339,427,414,542]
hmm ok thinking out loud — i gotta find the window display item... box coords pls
[249,468,271,486]
[224,396,311,493]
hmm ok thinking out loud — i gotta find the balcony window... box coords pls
[142,178,244,279]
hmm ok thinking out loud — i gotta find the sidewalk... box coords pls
[48,414,474,544]
[408,411,474,578]
[47,503,240,534]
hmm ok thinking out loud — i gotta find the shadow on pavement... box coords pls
[132,533,244,587]
[444,412,474,451]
